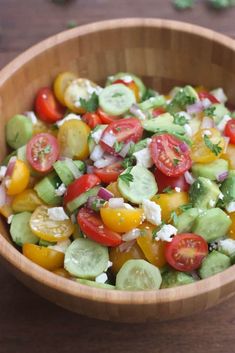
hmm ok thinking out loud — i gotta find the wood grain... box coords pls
[1,0,235,351]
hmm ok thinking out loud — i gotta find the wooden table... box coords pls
[1,1,235,352]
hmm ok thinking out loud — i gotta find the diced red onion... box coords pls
[108,197,124,209]
[59,156,67,161]
[97,187,114,201]
[86,165,94,174]
[184,171,195,185]
[216,171,229,182]
[187,101,204,114]
[101,132,117,147]
[6,157,17,177]
[0,185,6,207]
[223,137,230,153]
[118,239,136,253]
[94,155,119,169]
[119,141,133,158]
[189,271,200,281]
[201,116,215,129]
[179,142,188,153]
[122,229,140,242]
[90,145,104,162]
[130,104,147,120]
[201,98,212,109]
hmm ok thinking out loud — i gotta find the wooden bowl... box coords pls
[1,18,235,323]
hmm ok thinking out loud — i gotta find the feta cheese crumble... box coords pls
[122,228,141,242]
[175,187,181,193]
[209,199,216,207]
[184,124,193,137]
[225,201,235,213]
[219,239,235,256]
[47,207,69,221]
[49,239,71,254]
[142,199,161,226]
[155,224,177,242]
[55,183,67,196]
[133,148,153,169]
[7,215,13,224]
[95,273,108,284]
[0,166,7,181]
[56,113,81,127]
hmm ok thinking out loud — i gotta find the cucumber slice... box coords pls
[10,212,39,246]
[174,208,199,233]
[212,103,230,124]
[6,114,33,149]
[64,238,109,278]
[220,175,235,206]
[66,186,100,213]
[138,96,166,111]
[34,172,62,206]
[106,72,146,100]
[118,166,158,204]
[199,250,231,279]
[161,271,195,289]
[99,84,136,116]
[116,259,162,290]
[53,159,85,186]
[77,278,115,290]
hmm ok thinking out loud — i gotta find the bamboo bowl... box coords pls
[1,18,235,323]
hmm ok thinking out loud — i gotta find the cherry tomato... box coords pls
[165,233,208,271]
[100,118,143,155]
[63,174,101,205]
[154,168,189,193]
[150,134,192,177]
[0,205,13,218]
[137,222,166,268]
[53,71,76,106]
[77,207,122,247]
[152,192,189,222]
[191,128,225,164]
[225,119,235,144]
[6,160,30,196]
[35,87,65,123]
[52,268,72,279]
[97,108,120,124]
[152,107,166,117]
[23,243,64,271]
[30,205,74,242]
[106,181,123,198]
[26,133,59,173]
[82,112,102,129]
[12,189,44,213]
[113,79,140,102]
[222,144,235,169]
[100,206,144,232]
[33,120,58,137]
[198,91,219,104]
[109,242,145,274]
[93,161,124,184]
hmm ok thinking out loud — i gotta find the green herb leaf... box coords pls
[119,171,134,186]
[152,221,166,239]
[114,141,124,153]
[79,92,99,113]
[204,134,222,156]
[173,158,180,166]
[122,156,135,169]
[169,89,196,109]
[204,106,216,117]
[179,203,193,211]
[170,211,178,224]
[173,113,188,126]
[173,0,195,9]
[163,186,174,194]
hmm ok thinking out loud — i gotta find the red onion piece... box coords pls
[6,157,17,177]
[86,165,94,174]
[108,197,124,209]
[130,104,147,120]
[101,132,117,147]
[216,171,229,182]
[97,187,114,201]
[184,171,195,185]
[90,145,104,162]
[179,142,188,153]
[0,185,6,207]
[187,101,204,114]
[94,155,119,169]
[118,239,136,253]
[201,116,215,129]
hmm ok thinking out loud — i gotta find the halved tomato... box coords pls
[150,134,192,177]
[77,207,122,247]
[35,87,66,123]
[154,168,189,193]
[225,119,235,144]
[26,133,59,173]
[165,233,208,271]
[82,112,102,129]
[152,107,166,117]
[93,161,124,183]
[198,91,219,104]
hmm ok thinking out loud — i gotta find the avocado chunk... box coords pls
[167,85,198,113]
[189,177,221,209]
[142,113,185,134]
[192,208,232,243]
[211,103,230,124]
[192,159,228,181]
[220,175,235,206]
[199,250,231,279]
[161,271,195,288]
[174,208,199,233]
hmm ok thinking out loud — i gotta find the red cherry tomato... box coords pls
[154,168,189,192]
[165,233,208,271]
[93,161,124,184]
[150,134,192,177]
[152,107,166,117]
[198,91,219,104]
[97,108,121,124]
[63,174,101,205]
[100,118,143,155]
[35,87,66,123]
[224,119,235,144]
[26,133,59,173]
[77,207,122,247]
[82,112,102,129]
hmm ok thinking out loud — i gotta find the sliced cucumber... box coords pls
[6,114,33,149]
[99,84,136,116]
[161,271,195,289]
[116,259,162,290]
[53,159,85,186]
[212,103,230,124]
[118,166,158,204]
[10,212,39,246]
[199,250,231,279]
[174,208,199,233]
[138,96,166,111]
[106,72,146,100]
[66,186,100,213]
[34,172,62,206]
[77,278,115,290]
[64,238,109,278]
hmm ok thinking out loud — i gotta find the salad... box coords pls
[1,71,235,291]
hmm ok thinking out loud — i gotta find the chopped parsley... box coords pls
[152,221,166,239]
[204,106,216,117]
[44,145,52,154]
[114,141,124,153]
[79,92,99,112]
[170,211,178,224]
[173,113,188,126]
[179,203,193,211]
[118,171,134,186]
[204,134,222,156]
[163,186,174,194]
[170,89,196,109]
[173,158,180,166]
[122,156,135,169]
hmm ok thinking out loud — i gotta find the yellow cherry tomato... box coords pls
[30,205,74,242]
[191,128,225,164]
[100,207,144,233]
[0,205,13,218]
[109,242,145,274]
[52,268,72,279]
[106,182,123,198]
[6,160,30,196]
[137,222,166,268]
[12,189,44,213]
[23,243,64,271]
[152,192,189,222]
[229,212,235,240]
[33,120,58,137]
[53,71,77,106]
[64,78,101,114]
[222,144,235,169]
[57,120,90,160]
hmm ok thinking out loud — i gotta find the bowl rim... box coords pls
[1,18,235,306]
